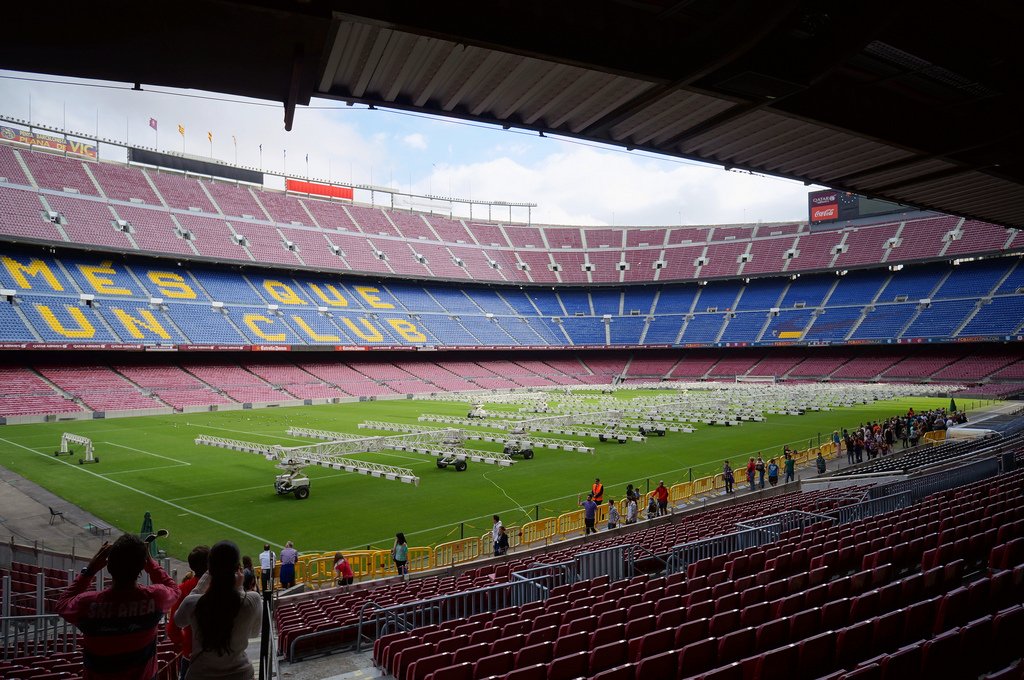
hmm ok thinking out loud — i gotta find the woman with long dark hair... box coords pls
[174,540,262,679]
[392,532,409,577]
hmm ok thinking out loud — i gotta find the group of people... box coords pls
[722,451,797,493]
[574,478,673,535]
[838,407,967,465]
[57,534,263,680]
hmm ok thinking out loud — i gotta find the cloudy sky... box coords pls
[0,70,824,226]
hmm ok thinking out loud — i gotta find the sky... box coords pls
[0,70,824,227]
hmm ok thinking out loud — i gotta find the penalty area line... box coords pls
[0,436,277,546]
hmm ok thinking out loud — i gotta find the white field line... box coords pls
[101,464,190,476]
[0,436,277,546]
[103,442,192,465]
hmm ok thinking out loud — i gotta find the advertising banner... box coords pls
[286,178,353,200]
[808,190,839,223]
[0,125,97,159]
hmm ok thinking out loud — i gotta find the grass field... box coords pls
[0,391,958,560]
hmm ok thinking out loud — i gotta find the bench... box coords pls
[85,520,113,537]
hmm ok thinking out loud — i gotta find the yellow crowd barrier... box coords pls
[556,509,585,538]
[434,537,481,567]
[520,517,557,546]
[670,482,693,505]
[923,431,946,444]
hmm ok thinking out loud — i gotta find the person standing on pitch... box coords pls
[258,544,276,592]
[591,478,604,503]
[56,535,180,680]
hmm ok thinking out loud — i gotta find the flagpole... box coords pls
[259,144,263,170]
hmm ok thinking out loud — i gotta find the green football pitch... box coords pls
[0,391,960,560]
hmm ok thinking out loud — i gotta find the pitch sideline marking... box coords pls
[103,442,192,465]
[101,464,190,476]
[0,436,277,546]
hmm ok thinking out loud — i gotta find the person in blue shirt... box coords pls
[578,493,598,535]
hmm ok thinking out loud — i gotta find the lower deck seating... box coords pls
[366,469,1024,680]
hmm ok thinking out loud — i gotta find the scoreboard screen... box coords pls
[808,189,904,224]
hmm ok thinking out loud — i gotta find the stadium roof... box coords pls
[4,1,1024,228]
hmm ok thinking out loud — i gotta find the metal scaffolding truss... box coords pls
[193,435,420,484]
[418,412,648,442]
[358,421,595,453]
[287,427,516,466]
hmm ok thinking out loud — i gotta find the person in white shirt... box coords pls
[491,515,503,557]
[174,540,262,680]
[258,544,275,592]
[626,497,638,524]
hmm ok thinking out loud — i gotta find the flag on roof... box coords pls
[177,124,185,136]
[148,118,157,131]
[207,131,213,143]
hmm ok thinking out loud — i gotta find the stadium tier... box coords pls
[0,249,1022,351]
[0,146,1020,287]
[277,459,1024,672]
[0,347,1019,419]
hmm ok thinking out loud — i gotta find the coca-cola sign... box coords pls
[808,189,839,223]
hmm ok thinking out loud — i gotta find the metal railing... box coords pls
[828,491,913,524]
[1,612,78,661]
[869,457,1001,501]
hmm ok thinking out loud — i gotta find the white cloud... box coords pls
[401,133,427,150]
[0,71,823,226]
[426,142,820,226]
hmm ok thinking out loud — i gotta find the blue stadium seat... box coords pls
[933,260,1010,299]
[527,291,564,316]
[719,312,768,343]
[622,289,656,315]
[386,283,445,312]
[828,270,888,306]
[22,295,120,343]
[960,296,1024,336]
[562,317,606,345]
[591,290,621,316]
[694,281,743,312]
[803,307,864,341]
[0,301,39,341]
[680,314,726,343]
[643,316,683,344]
[464,289,516,315]
[734,279,787,310]
[779,275,833,308]
[652,287,697,315]
[903,300,976,338]
[192,270,268,304]
[609,316,644,344]
[164,303,248,344]
[559,291,592,315]
[853,304,916,339]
